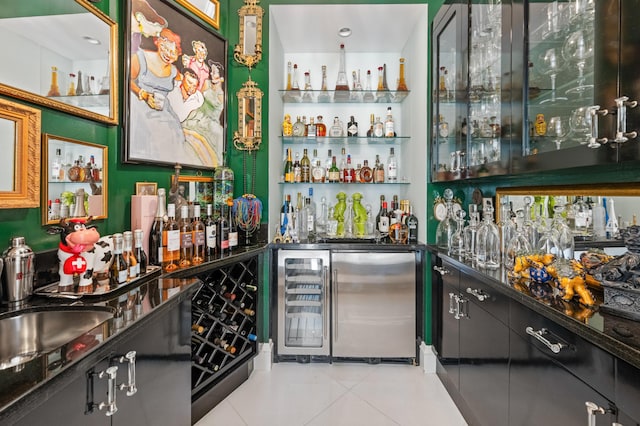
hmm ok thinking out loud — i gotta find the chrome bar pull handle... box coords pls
[614,96,638,143]
[434,265,450,275]
[466,287,488,302]
[585,401,606,426]
[587,105,608,148]
[118,351,137,396]
[526,327,565,354]
[97,366,119,416]
[448,292,455,314]
[333,268,338,340]
[323,266,329,340]
[454,294,465,320]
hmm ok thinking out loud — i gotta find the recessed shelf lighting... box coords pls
[338,27,352,37]
[83,36,101,45]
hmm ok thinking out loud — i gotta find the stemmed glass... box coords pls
[562,29,594,94]
[570,106,592,144]
[539,47,567,103]
[547,116,569,149]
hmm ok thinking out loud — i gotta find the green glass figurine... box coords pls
[352,192,368,237]
[334,191,347,237]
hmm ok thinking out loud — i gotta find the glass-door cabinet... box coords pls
[431,1,510,182]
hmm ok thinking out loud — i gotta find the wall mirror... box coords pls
[175,0,220,29]
[42,134,108,225]
[233,0,264,69]
[233,77,263,151]
[496,183,640,232]
[0,0,118,125]
[0,98,41,209]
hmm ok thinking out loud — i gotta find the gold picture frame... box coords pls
[174,0,220,30]
[0,98,41,209]
[135,182,158,196]
[170,175,214,207]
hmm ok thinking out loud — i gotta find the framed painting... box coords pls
[174,0,220,30]
[171,175,213,207]
[135,181,158,195]
[124,0,227,169]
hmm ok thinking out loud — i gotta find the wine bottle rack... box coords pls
[190,257,259,396]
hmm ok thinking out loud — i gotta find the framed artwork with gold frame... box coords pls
[135,182,158,196]
[171,175,214,207]
[174,0,220,30]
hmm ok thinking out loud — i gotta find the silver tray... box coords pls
[34,265,162,299]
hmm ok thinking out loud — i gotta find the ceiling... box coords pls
[270,4,428,53]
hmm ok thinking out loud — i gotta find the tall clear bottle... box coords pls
[463,204,480,261]
[149,188,166,266]
[387,147,398,182]
[335,43,350,92]
[162,204,180,272]
[551,202,575,260]
[435,189,457,251]
[192,204,205,264]
[397,58,408,91]
[475,205,501,270]
[497,199,516,265]
[214,152,234,220]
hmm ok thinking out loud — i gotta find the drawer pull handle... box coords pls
[466,287,488,302]
[525,327,565,354]
[434,266,450,275]
[117,351,137,396]
[585,401,606,426]
[96,366,119,416]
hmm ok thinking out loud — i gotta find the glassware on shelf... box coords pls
[397,58,408,91]
[505,210,533,269]
[435,189,457,251]
[551,202,575,260]
[449,209,466,257]
[498,199,516,265]
[475,204,501,270]
[536,220,562,259]
[546,116,569,149]
[562,29,594,94]
[335,44,350,92]
[522,196,539,249]
[464,204,480,261]
[538,47,567,104]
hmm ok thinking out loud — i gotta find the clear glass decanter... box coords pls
[475,204,501,270]
[463,204,480,261]
[449,209,466,257]
[522,196,539,249]
[537,220,562,259]
[435,189,457,251]
[551,202,575,260]
[505,210,533,269]
[497,199,516,265]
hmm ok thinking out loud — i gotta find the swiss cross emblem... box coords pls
[72,257,86,270]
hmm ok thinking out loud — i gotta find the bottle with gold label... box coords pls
[282,114,293,136]
[534,113,547,136]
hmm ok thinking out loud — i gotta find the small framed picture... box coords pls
[136,182,158,196]
[171,175,213,207]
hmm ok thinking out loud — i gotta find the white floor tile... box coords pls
[195,362,467,426]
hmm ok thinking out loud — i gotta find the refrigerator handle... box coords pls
[333,267,338,341]
[323,265,329,340]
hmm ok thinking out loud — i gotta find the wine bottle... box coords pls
[387,148,398,182]
[133,229,148,274]
[217,202,229,254]
[122,231,138,280]
[110,233,128,287]
[192,204,205,264]
[149,188,166,266]
[406,204,419,243]
[228,199,238,251]
[284,148,294,183]
[162,204,180,272]
[179,205,193,268]
[300,148,311,183]
[204,204,217,259]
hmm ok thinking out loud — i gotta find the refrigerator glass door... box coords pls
[277,250,330,356]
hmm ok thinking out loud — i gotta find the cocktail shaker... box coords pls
[1,237,35,304]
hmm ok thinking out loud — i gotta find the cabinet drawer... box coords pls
[460,272,508,325]
[616,359,640,422]
[510,301,615,401]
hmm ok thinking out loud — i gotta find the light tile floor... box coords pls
[195,362,468,426]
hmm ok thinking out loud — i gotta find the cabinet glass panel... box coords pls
[526,1,595,155]
[282,258,326,348]
[432,5,466,182]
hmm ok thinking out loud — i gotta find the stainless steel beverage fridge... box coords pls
[277,250,330,357]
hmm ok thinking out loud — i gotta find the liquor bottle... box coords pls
[320,65,328,91]
[192,204,205,264]
[366,114,375,137]
[291,63,300,90]
[307,117,317,139]
[292,116,306,137]
[284,148,294,183]
[397,58,408,91]
[354,163,362,183]
[343,155,355,183]
[301,116,308,136]
[192,324,205,334]
[162,204,180,272]
[312,160,325,183]
[376,66,385,91]
[133,229,148,274]
[438,114,450,138]
[293,151,302,183]
[68,160,82,182]
[47,66,61,97]
[316,116,327,137]
[382,63,389,91]
[51,148,63,181]
[374,154,385,183]
[328,156,341,183]
[300,148,311,183]
[280,194,293,235]
[286,61,292,90]
[228,199,238,250]
[110,233,128,287]
[387,147,398,182]
[373,116,384,138]
[347,115,358,137]
[204,204,217,259]
[385,107,396,137]
[303,70,312,90]
[67,73,77,96]
[406,204,419,243]
[306,188,317,239]
[329,116,343,137]
[360,159,373,183]
[217,202,230,254]
[376,199,390,234]
[122,231,138,280]
[439,66,447,95]
[149,188,167,266]
[324,149,333,180]
[338,148,347,182]
[179,205,193,268]
[335,43,350,91]
[363,70,375,101]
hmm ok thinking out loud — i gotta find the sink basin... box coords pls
[0,306,114,370]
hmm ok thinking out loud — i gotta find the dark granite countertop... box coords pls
[427,245,640,371]
[0,272,200,424]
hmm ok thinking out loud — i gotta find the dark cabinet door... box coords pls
[433,259,461,391]
[459,274,509,426]
[113,299,191,426]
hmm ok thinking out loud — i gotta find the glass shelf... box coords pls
[279,90,410,104]
[48,94,110,108]
[281,136,410,145]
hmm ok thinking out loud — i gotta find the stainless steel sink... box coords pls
[0,306,114,370]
